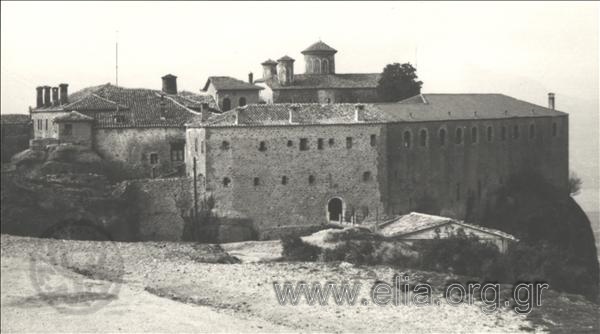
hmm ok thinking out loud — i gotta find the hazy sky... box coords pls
[1,1,598,209]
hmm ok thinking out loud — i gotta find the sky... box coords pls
[1,1,598,211]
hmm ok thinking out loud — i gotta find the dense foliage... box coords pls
[376,63,423,102]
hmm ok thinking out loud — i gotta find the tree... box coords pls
[377,63,423,102]
[569,171,582,196]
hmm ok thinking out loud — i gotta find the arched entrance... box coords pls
[222,98,231,111]
[327,197,344,222]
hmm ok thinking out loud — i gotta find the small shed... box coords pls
[378,212,518,253]
[54,111,94,148]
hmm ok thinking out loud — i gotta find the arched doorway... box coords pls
[327,197,344,222]
[238,97,247,107]
[222,98,231,111]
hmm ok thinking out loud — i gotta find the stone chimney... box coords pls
[43,86,51,107]
[248,72,254,84]
[36,87,44,108]
[200,103,211,122]
[548,93,555,110]
[161,74,177,95]
[51,87,59,106]
[277,56,295,86]
[59,83,69,104]
[354,104,365,122]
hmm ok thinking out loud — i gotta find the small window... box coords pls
[455,128,463,144]
[170,142,185,161]
[300,138,309,151]
[281,176,288,185]
[238,97,247,107]
[439,128,446,146]
[62,123,73,136]
[471,126,478,144]
[370,134,377,147]
[150,153,159,165]
[287,140,293,147]
[552,122,558,137]
[362,171,372,182]
[223,177,231,187]
[259,141,267,151]
[221,141,230,150]
[346,137,353,149]
[328,138,335,147]
[201,140,205,153]
[317,138,324,150]
[513,125,520,139]
[487,126,493,142]
[37,119,41,130]
[45,119,48,131]
[529,124,535,139]
[403,131,411,148]
[308,175,315,185]
[501,126,507,141]
[222,98,231,111]
[419,129,427,147]
[253,177,260,186]
[194,138,198,153]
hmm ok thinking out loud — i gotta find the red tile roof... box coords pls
[203,76,263,91]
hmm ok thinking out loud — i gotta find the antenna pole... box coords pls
[115,30,119,87]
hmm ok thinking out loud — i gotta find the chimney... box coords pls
[43,86,51,107]
[548,92,555,110]
[36,87,43,108]
[159,94,167,119]
[248,72,254,84]
[161,74,177,95]
[52,87,59,106]
[354,104,365,122]
[59,83,69,104]
[276,56,295,86]
[200,103,211,122]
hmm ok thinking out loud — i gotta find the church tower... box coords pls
[301,40,337,75]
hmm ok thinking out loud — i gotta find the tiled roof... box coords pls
[277,55,295,62]
[32,84,218,129]
[203,76,263,91]
[378,212,518,241]
[188,93,566,128]
[301,41,337,54]
[54,111,94,122]
[0,114,30,125]
[261,59,277,65]
[267,73,381,90]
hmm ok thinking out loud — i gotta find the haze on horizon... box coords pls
[1,1,598,212]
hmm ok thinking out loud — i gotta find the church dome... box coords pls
[301,41,337,54]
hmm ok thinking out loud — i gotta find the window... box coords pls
[62,123,73,136]
[201,140,205,153]
[194,138,198,153]
[346,137,353,149]
[552,122,558,137]
[322,59,329,73]
[328,138,335,147]
[439,128,446,146]
[259,141,267,151]
[287,140,293,147]
[300,138,309,151]
[308,175,315,185]
[403,131,411,148]
[487,126,493,142]
[471,126,478,144]
[362,171,372,182]
[238,97,247,107]
[37,119,41,130]
[281,176,288,185]
[529,124,535,139]
[419,129,427,147]
[45,119,48,131]
[170,143,184,161]
[501,126,507,141]
[223,177,231,187]
[455,127,463,144]
[221,141,230,150]
[114,115,125,123]
[512,125,520,139]
[370,134,377,147]
[222,98,231,111]
[317,138,324,150]
[253,177,260,186]
[150,153,159,165]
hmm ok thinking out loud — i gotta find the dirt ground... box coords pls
[1,234,598,333]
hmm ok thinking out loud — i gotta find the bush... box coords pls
[281,235,321,261]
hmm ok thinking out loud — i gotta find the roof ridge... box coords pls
[159,92,201,116]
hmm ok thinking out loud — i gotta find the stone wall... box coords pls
[57,122,92,148]
[31,111,68,139]
[274,88,379,104]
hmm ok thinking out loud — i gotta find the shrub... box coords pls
[281,235,321,261]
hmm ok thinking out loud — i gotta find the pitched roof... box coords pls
[188,93,566,128]
[267,73,381,90]
[32,84,218,129]
[0,114,30,125]
[203,76,263,91]
[378,212,518,241]
[261,59,277,65]
[301,41,337,54]
[54,111,94,122]
[277,55,295,62]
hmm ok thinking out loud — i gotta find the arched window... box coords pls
[455,127,463,144]
[552,122,558,137]
[529,123,535,139]
[322,59,329,74]
[439,128,446,146]
[403,131,412,148]
[222,98,231,111]
[314,58,321,73]
[223,177,231,187]
[501,126,507,141]
[513,125,520,139]
[308,175,315,185]
[238,97,247,107]
[281,176,288,185]
[471,126,478,144]
[419,129,428,147]
[487,126,493,142]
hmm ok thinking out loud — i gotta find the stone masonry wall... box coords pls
[274,88,379,104]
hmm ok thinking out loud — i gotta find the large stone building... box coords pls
[202,76,263,111]
[186,94,568,238]
[255,41,381,104]
[29,75,217,177]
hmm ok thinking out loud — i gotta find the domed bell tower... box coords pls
[276,56,295,86]
[301,40,337,75]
